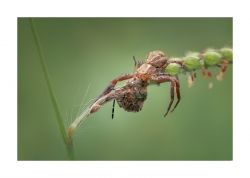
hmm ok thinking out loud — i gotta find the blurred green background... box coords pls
[18,18,232,160]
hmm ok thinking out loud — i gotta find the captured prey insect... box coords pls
[67,48,232,138]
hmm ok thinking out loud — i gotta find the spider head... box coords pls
[145,50,168,69]
[136,63,157,81]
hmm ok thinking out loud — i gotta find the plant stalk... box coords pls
[29,18,75,160]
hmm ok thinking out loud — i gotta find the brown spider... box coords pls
[90,50,181,117]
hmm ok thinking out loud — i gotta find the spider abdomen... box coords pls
[115,79,148,112]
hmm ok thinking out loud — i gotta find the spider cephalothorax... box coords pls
[135,64,157,81]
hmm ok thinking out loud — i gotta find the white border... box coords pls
[1,0,250,177]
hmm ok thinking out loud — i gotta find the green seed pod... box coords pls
[203,51,222,66]
[164,63,182,76]
[164,57,182,75]
[183,56,201,70]
[220,48,233,62]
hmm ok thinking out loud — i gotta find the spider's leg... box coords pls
[133,56,137,74]
[175,75,179,82]
[164,78,175,117]
[164,77,181,116]
[108,86,116,90]
[91,73,134,107]
[105,74,133,96]
[112,100,115,119]
[170,78,180,113]
[137,60,143,68]
[133,56,143,72]
[108,85,116,119]
[150,74,181,117]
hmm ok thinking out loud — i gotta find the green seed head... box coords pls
[164,63,182,76]
[220,47,233,62]
[183,56,201,70]
[203,51,222,66]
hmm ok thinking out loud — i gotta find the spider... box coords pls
[90,50,182,117]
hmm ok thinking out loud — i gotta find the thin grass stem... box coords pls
[29,18,75,160]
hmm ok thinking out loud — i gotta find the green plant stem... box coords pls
[29,18,75,160]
